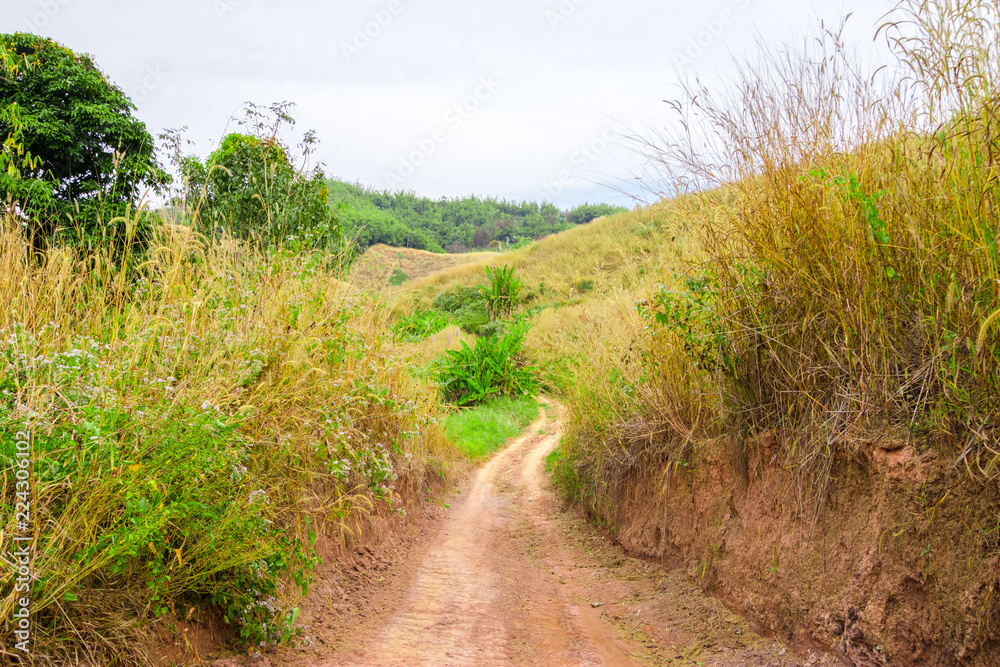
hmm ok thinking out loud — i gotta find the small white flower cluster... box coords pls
[248,488,270,505]
[329,458,352,480]
[230,463,248,481]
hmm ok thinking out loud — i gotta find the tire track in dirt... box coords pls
[332,399,639,666]
[263,399,838,667]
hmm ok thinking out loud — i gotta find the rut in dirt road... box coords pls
[294,399,831,667]
[334,399,639,666]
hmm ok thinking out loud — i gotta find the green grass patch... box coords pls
[389,268,410,286]
[444,396,539,458]
[392,308,449,342]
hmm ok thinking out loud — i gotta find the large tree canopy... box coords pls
[0,33,166,250]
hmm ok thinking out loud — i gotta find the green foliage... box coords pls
[566,202,629,225]
[179,104,340,250]
[392,309,448,342]
[640,274,734,374]
[330,180,627,254]
[388,268,410,286]
[478,265,522,320]
[0,33,167,254]
[0,396,318,647]
[545,440,583,501]
[435,319,538,405]
[432,285,492,336]
[443,395,539,458]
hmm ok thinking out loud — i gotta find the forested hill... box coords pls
[328,179,628,254]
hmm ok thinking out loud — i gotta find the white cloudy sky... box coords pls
[5,0,896,208]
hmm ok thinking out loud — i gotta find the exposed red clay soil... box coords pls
[210,400,838,666]
[599,429,1000,666]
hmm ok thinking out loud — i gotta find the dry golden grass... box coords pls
[0,215,457,664]
[350,243,496,291]
[396,324,477,369]
[394,199,704,313]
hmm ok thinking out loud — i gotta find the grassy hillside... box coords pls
[350,243,498,291]
[0,218,456,664]
[383,3,1000,659]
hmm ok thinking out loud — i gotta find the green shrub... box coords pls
[392,309,448,342]
[435,318,538,405]
[478,265,522,320]
[545,440,583,501]
[432,285,492,336]
[432,285,482,313]
[178,104,340,250]
[389,268,410,286]
[639,274,734,374]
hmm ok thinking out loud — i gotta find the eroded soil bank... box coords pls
[596,430,1000,665]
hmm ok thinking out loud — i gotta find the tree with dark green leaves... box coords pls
[0,33,167,255]
[179,104,340,250]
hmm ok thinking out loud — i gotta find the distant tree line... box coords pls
[329,180,627,254]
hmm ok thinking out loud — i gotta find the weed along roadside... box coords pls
[535,5,1000,666]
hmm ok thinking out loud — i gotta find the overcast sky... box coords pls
[6,0,896,209]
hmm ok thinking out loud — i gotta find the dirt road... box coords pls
[263,400,834,667]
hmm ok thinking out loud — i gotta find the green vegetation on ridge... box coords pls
[329,179,627,254]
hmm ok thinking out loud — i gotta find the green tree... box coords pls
[566,202,628,225]
[181,105,339,250]
[0,33,167,255]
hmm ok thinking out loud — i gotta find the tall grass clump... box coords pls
[627,1,1000,493]
[0,211,451,664]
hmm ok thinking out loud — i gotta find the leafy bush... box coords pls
[178,104,340,250]
[478,265,522,320]
[639,274,734,374]
[432,285,492,336]
[393,309,448,342]
[389,268,410,286]
[435,318,538,405]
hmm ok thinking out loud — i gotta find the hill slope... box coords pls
[387,191,1000,664]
